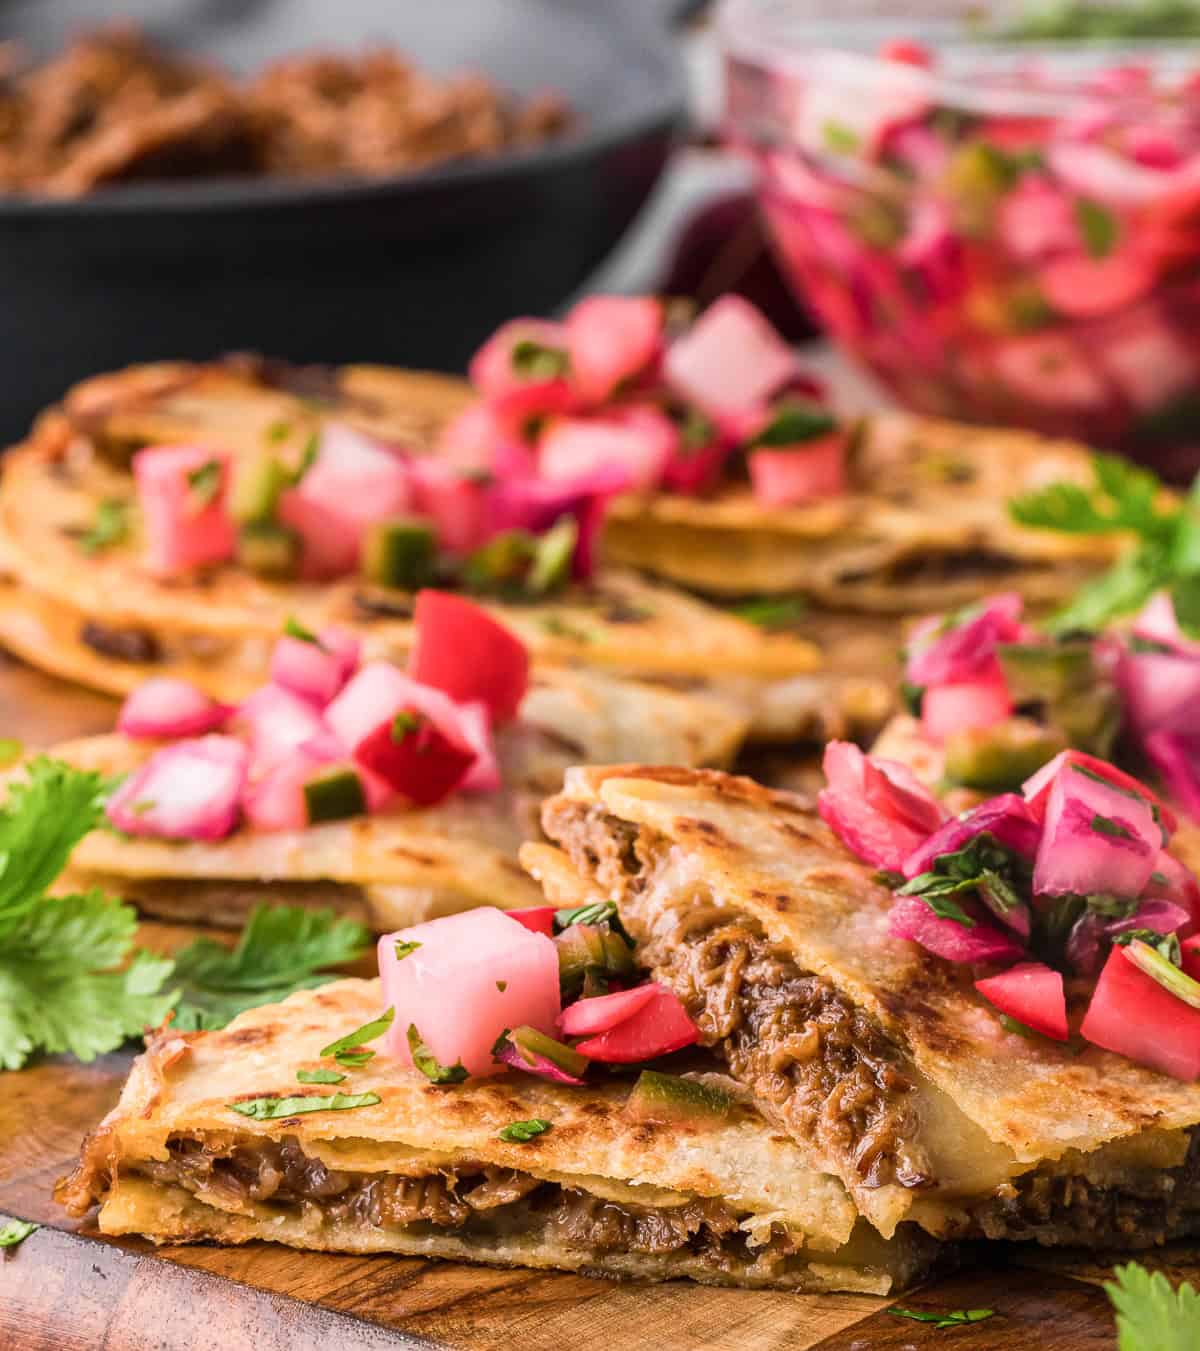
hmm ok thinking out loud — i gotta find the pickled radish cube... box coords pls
[1022,750,1176,833]
[565,295,664,404]
[1143,731,1200,828]
[975,962,1068,1041]
[106,735,248,841]
[269,631,358,708]
[664,296,798,419]
[538,411,675,492]
[1033,766,1157,900]
[998,177,1079,262]
[276,489,359,580]
[748,434,846,506]
[1080,944,1200,1080]
[888,895,1025,965]
[572,985,698,1063]
[242,741,337,832]
[818,740,944,872]
[558,984,658,1037]
[455,699,501,794]
[378,909,561,1078]
[408,458,490,556]
[117,677,231,739]
[235,683,326,769]
[133,445,236,577]
[354,707,476,805]
[290,423,412,550]
[506,906,557,936]
[1118,648,1200,736]
[1092,307,1196,412]
[410,591,529,726]
[469,318,576,421]
[1038,252,1157,320]
[921,674,1013,744]
[435,402,504,473]
[990,333,1110,411]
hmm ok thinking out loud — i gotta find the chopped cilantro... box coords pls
[186,459,222,509]
[284,615,321,646]
[887,1306,995,1330]
[0,1218,38,1248]
[821,120,861,155]
[407,1024,468,1084]
[394,940,422,960]
[390,711,422,742]
[230,1092,381,1120]
[498,1118,551,1143]
[510,339,569,380]
[297,1067,346,1085]
[496,980,508,992]
[264,419,292,444]
[732,596,808,630]
[554,900,634,948]
[1075,198,1118,258]
[78,499,129,556]
[319,1006,395,1066]
[1091,813,1134,841]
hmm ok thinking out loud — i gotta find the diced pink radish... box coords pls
[1033,765,1158,899]
[819,740,946,870]
[661,436,730,495]
[1081,944,1200,1079]
[903,794,1042,879]
[861,756,946,834]
[1119,648,1200,736]
[242,740,341,832]
[1023,749,1177,833]
[558,984,658,1037]
[664,296,798,421]
[792,65,929,163]
[887,895,1025,964]
[489,437,538,482]
[572,985,698,1063]
[905,593,1024,689]
[922,674,1013,744]
[408,458,491,556]
[748,433,846,506]
[289,424,412,561]
[325,662,487,796]
[378,909,561,1078]
[106,735,248,841]
[435,402,503,473]
[506,907,557,937]
[1091,305,1196,411]
[1144,850,1200,936]
[1048,140,1200,209]
[990,332,1111,410]
[975,962,1068,1040]
[538,410,676,492]
[117,678,231,739]
[818,786,928,873]
[883,121,949,179]
[998,177,1080,262]
[1039,252,1158,319]
[455,701,501,793]
[355,707,477,805]
[1107,898,1191,939]
[276,490,359,580]
[411,591,529,727]
[898,200,965,303]
[133,445,236,577]
[565,295,664,404]
[269,632,358,708]
[1144,730,1200,825]
[493,1034,587,1085]
[234,683,326,770]
[468,318,576,421]
[1127,124,1186,171]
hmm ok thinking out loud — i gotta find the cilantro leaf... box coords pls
[887,1307,995,1330]
[732,596,809,630]
[0,892,177,1071]
[170,905,370,1032]
[297,1067,346,1085]
[319,1006,395,1064]
[0,759,109,930]
[1105,1262,1200,1350]
[229,1092,381,1121]
[408,1023,468,1084]
[499,1118,551,1143]
[78,499,130,556]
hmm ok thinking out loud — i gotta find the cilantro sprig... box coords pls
[0,759,371,1069]
[1106,1262,1200,1349]
[1010,453,1200,635]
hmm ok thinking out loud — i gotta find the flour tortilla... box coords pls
[56,978,945,1293]
[534,765,1200,1243]
[603,412,1123,608]
[10,668,747,931]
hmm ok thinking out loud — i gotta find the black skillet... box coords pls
[0,0,692,444]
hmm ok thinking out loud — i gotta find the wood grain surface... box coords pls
[0,652,1192,1350]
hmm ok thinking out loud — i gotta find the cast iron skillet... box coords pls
[0,0,690,443]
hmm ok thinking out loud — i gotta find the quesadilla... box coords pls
[56,977,945,1293]
[602,412,1122,610]
[533,765,1200,1248]
[19,662,747,932]
[0,359,858,742]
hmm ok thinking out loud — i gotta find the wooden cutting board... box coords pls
[0,650,1194,1351]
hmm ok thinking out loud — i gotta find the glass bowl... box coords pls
[719,0,1200,475]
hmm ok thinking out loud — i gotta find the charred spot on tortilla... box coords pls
[80,621,162,664]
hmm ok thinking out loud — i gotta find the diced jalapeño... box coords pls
[626,1071,734,1124]
[943,718,1067,791]
[303,768,367,824]
[231,452,289,524]
[508,1026,590,1078]
[362,518,437,589]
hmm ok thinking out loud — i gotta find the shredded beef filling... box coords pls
[130,1135,793,1273]
[969,1130,1200,1249]
[541,801,931,1193]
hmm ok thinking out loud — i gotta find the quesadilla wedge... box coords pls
[431,294,1123,612]
[533,764,1200,1248]
[16,659,747,932]
[57,977,945,1293]
[0,366,847,740]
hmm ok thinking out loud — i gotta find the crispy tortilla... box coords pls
[603,413,1122,608]
[533,766,1200,1247]
[12,669,746,931]
[57,978,945,1293]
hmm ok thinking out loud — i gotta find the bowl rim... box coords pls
[718,0,1200,118]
